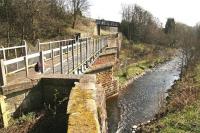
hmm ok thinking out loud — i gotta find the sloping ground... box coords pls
[114,40,176,87]
[140,63,200,132]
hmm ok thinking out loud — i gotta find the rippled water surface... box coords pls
[107,57,182,133]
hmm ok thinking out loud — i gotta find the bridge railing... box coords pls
[0,36,108,86]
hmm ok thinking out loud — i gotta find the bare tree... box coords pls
[67,0,90,29]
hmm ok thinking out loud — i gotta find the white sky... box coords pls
[89,0,200,26]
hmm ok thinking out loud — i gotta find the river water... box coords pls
[107,57,182,133]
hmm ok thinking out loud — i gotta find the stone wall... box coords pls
[67,75,107,133]
[87,52,119,98]
[0,74,81,127]
[41,75,80,107]
[5,84,43,117]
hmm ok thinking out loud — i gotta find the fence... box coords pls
[0,36,108,86]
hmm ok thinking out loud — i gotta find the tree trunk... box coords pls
[72,13,77,29]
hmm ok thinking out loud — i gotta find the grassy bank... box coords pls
[115,39,175,86]
[140,63,200,132]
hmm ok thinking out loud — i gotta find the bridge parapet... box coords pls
[67,75,107,133]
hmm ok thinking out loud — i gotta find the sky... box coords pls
[89,0,200,27]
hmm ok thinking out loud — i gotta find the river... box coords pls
[107,57,182,133]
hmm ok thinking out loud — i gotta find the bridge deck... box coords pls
[4,39,106,87]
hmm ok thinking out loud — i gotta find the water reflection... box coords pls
[107,57,182,133]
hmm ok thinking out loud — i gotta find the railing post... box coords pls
[100,38,102,53]
[0,60,6,86]
[80,39,82,64]
[37,39,40,52]
[23,40,28,77]
[14,49,19,70]
[97,38,100,55]
[93,39,95,60]
[88,38,91,63]
[40,51,45,73]
[79,39,83,72]
[49,43,52,58]
[60,43,63,74]
[24,56,29,77]
[95,39,98,56]
[1,46,7,74]
[52,49,55,74]
[72,41,75,73]
[86,38,88,67]
[76,40,79,69]
[67,43,70,74]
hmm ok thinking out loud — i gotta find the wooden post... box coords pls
[0,95,9,128]
[23,40,28,77]
[60,43,63,74]
[117,37,120,58]
[52,49,55,74]
[40,51,45,73]
[49,43,52,58]
[2,46,7,74]
[37,39,40,52]
[24,56,29,77]
[2,48,6,61]
[23,40,28,56]
[97,25,101,36]
[15,49,19,70]
[0,60,6,86]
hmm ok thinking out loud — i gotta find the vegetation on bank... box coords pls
[115,38,175,86]
[0,0,91,46]
[139,63,200,133]
[119,4,200,132]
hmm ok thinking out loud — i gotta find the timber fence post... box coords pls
[0,95,9,128]
[0,60,6,86]
[40,51,45,73]
[37,39,40,52]
[2,46,7,74]
[23,40,28,77]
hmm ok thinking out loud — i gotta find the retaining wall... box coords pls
[67,75,107,133]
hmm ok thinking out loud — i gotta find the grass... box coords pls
[115,42,174,85]
[9,112,37,125]
[144,102,200,133]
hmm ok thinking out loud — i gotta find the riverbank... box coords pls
[138,62,200,132]
[114,39,176,89]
